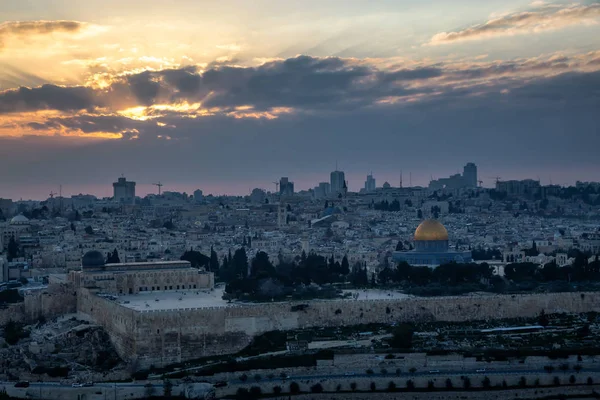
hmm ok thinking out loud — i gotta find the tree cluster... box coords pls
[471,247,502,261]
[180,248,210,270]
[378,261,494,286]
[506,256,600,283]
[106,249,121,264]
[373,199,401,211]
[222,249,356,301]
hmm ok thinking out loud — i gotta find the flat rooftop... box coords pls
[343,289,412,300]
[106,288,413,312]
[112,287,231,311]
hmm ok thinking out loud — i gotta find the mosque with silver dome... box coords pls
[392,219,472,266]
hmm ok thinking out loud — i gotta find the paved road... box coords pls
[2,366,596,388]
[229,367,600,384]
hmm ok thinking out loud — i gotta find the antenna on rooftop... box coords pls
[272,181,279,193]
[400,170,403,188]
[59,185,63,212]
[153,182,164,195]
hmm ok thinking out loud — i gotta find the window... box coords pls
[193,285,197,289]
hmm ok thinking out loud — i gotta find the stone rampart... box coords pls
[0,284,76,327]
[80,290,600,369]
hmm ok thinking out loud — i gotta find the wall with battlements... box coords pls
[78,290,600,369]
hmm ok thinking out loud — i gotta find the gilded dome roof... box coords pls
[414,219,448,241]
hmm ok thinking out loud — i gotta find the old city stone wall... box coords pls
[80,290,600,369]
[77,288,139,362]
[0,284,76,326]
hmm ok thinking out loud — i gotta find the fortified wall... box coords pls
[77,290,600,369]
[0,283,76,326]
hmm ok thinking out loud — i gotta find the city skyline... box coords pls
[0,163,591,201]
[1,0,599,199]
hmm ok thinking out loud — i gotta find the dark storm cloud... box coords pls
[3,53,600,119]
[0,20,84,49]
[0,84,98,113]
[381,67,443,82]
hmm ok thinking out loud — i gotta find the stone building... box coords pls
[392,219,472,266]
[69,250,214,295]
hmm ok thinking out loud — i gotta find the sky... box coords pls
[0,0,599,199]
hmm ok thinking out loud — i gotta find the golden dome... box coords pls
[414,219,448,241]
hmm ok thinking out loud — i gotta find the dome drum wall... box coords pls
[415,240,449,253]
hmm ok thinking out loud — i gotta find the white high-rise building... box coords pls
[365,174,376,192]
[113,177,136,205]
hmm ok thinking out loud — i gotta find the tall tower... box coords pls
[330,170,345,195]
[463,163,478,188]
[113,177,136,205]
[277,201,288,228]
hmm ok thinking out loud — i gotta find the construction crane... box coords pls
[153,182,164,195]
[478,180,483,188]
[49,191,57,199]
[272,181,279,193]
[489,176,502,184]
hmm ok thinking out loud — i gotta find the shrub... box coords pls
[428,380,434,389]
[236,388,249,398]
[502,380,508,388]
[406,380,415,390]
[2,320,29,345]
[254,374,261,382]
[553,376,560,386]
[370,382,376,391]
[310,383,323,393]
[273,386,282,394]
[559,363,569,372]
[395,368,401,376]
[463,377,471,389]
[387,381,396,392]
[336,384,341,391]
[534,378,540,387]
[350,382,357,391]
[409,367,417,373]
[519,376,527,388]
[385,354,395,359]
[289,382,300,394]
[544,365,555,373]
[574,365,583,373]
[366,369,374,375]
[249,386,262,396]
[445,378,453,389]
[482,376,491,388]
[239,374,248,382]
[569,375,576,384]
[587,377,593,385]
[380,368,387,375]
